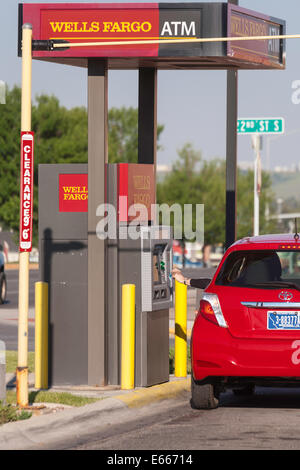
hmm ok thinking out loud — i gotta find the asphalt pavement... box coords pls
[3,268,39,310]
[0,268,38,351]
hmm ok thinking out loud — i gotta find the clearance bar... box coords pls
[50,32,299,48]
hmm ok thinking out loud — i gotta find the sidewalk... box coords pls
[1,374,191,450]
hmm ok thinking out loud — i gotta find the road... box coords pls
[4,266,300,451]
[0,269,38,351]
[65,387,300,450]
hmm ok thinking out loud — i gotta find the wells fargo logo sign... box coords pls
[40,8,160,57]
[59,174,88,212]
[229,10,281,63]
[118,163,155,222]
[49,21,153,34]
[35,6,201,57]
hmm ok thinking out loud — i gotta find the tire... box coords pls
[191,376,219,410]
[0,272,7,305]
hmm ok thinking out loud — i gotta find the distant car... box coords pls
[191,233,300,409]
[0,247,6,304]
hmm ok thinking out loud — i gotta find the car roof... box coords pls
[229,233,300,251]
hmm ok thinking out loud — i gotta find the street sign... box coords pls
[19,131,34,252]
[237,117,285,135]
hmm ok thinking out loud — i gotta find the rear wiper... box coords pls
[247,281,300,292]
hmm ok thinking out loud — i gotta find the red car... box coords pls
[191,234,300,409]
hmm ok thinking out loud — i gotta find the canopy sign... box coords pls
[18,3,285,70]
[228,4,284,68]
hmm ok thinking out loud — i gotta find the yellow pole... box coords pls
[17,23,32,408]
[175,280,187,377]
[121,284,135,390]
[35,282,48,389]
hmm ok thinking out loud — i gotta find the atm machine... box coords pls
[107,164,173,387]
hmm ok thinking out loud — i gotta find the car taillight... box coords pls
[200,293,227,328]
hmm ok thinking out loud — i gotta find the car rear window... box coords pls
[215,250,300,288]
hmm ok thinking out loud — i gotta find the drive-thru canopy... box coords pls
[18,2,286,387]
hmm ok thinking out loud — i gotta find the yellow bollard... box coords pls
[121,284,135,390]
[175,279,187,377]
[35,282,48,389]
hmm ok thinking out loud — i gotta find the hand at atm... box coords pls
[171,268,190,286]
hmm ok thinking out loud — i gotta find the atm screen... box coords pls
[153,244,167,285]
[153,254,161,285]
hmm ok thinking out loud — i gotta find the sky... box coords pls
[1,0,300,170]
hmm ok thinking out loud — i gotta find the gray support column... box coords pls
[87,59,108,386]
[225,0,239,249]
[225,69,238,249]
[138,68,157,169]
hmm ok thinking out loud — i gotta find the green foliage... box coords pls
[169,346,191,374]
[0,402,31,426]
[108,107,164,163]
[0,87,163,246]
[157,143,276,246]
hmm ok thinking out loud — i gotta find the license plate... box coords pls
[267,311,300,330]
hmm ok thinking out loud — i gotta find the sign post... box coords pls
[17,23,33,408]
[238,117,285,237]
[251,135,262,236]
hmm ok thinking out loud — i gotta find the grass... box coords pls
[169,346,191,375]
[5,390,99,408]
[6,350,35,373]
[5,351,100,410]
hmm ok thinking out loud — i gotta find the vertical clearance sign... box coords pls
[19,132,34,252]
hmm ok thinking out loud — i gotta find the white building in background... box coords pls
[238,160,253,171]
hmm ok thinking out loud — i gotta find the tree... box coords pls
[108,107,164,163]
[157,143,276,247]
[0,86,164,246]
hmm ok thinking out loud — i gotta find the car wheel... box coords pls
[191,376,219,410]
[0,272,7,304]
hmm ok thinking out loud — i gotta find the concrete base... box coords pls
[0,364,6,404]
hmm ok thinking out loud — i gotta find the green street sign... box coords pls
[237,117,284,135]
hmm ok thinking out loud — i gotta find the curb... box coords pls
[115,377,191,408]
[0,377,191,449]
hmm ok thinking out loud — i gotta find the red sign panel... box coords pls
[228,4,284,68]
[19,132,34,252]
[59,174,88,212]
[118,163,155,222]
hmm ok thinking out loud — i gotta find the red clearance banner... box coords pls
[19,132,34,252]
